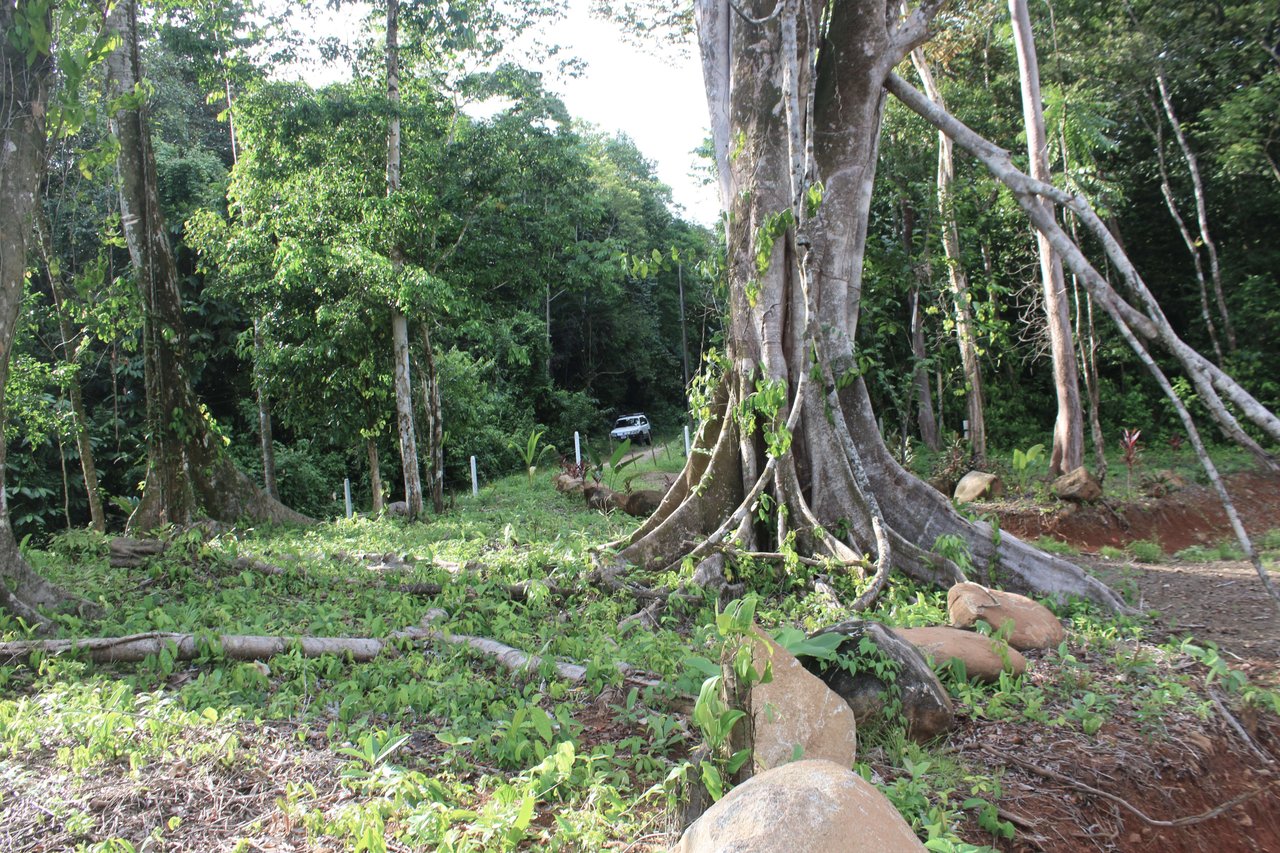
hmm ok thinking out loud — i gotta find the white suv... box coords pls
[610,413,652,445]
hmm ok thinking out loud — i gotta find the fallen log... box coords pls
[0,631,391,664]
[0,613,662,691]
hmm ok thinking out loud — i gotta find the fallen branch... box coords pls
[1209,685,1276,766]
[0,613,664,693]
[0,632,391,664]
[987,748,1270,828]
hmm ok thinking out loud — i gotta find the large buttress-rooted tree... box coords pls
[614,0,1123,609]
[106,0,309,530]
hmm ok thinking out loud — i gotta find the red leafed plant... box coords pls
[1121,428,1142,498]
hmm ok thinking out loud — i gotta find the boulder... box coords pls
[583,483,616,512]
[385,501,409,517]
[673,759,925,853]
[800,621,954,742]
[554,473,585,494]
[749,628,858,773]
[1052,466,1101,502]
[621,489,664,517]
[953,471,1004,503]
[892,626,1027,683]
[947,582,1066,651]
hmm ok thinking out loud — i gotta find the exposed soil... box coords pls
[995,469,1280,668]
[964,466,1280,853]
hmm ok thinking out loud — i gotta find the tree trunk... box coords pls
[253,319,279,499]
[35,210,106,532]
[0,1,91,625]
[618,0,1123,612]
[900,199,939,450]
[367,437,384,514]
[106,0,310,531]
[910,49,986,460]
[419,325,444,514]
[386,0,423,520]
[1156,70,1235,353]
[1008,0,1084,476]
[887,72,1280,467]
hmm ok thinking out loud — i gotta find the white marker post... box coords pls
[963,419,970,441]
[574,431,581,467]
[343,478,353,519]
[683,425,690,456]
[470,455,479,497]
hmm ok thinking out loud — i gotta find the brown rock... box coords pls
[893,626,1027,683]
[1052,466,1101,502]
[801,621,954,742]
[673,759,925,853]
[583,483,616,512]
[621,489,664,517]
[554,473,584,494]
[948,582,1066,651]
[953,471,1004,503]
[749,628,858,773]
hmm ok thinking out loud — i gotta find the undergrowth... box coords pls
[2,447,1276,851]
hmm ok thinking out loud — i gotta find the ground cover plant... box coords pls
[3,454,1278,851]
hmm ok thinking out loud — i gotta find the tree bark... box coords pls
[910,49,985,460]
[0,1,91,625]
[253,319,278,499]
[367,437,384,514]
[106,0,310,531]
[1008,0,1084,476]
[386,0,423,520]
[418,324,444,514]
[619,0,1123,612]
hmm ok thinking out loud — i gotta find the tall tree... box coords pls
[615,0,1280,613]
[0,0,88,625]
[385,0,425,519]
[909,48,986,461]
[105,0,308,529]
[1008,0,1083,476]
[615,0,1120,609]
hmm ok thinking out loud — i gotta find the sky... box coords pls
[284,0,721,227]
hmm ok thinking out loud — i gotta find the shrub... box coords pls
[1128,539,1164,563]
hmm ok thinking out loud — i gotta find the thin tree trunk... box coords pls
[1152,100,1224,365]
[253,319,278,499]
[0,1,92,624]
[420,325,444,514]
[35,210,106,531]
[887,73,1280,463]
[367,438,384,513]
[1156,70,1235,352]
[106,0,309,530]
[1008,0,1084,476]
[901,198,939,450]
[385,0,422,519]
[910,49,986,461]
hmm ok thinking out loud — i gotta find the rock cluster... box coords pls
[671,581,1067,851]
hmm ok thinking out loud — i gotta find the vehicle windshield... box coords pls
[615,417,643,427]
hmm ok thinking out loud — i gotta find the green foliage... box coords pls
[1127,539,1164,563]
[1009,444,1044,494]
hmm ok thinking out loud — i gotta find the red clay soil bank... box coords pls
[995,470,1280,553]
